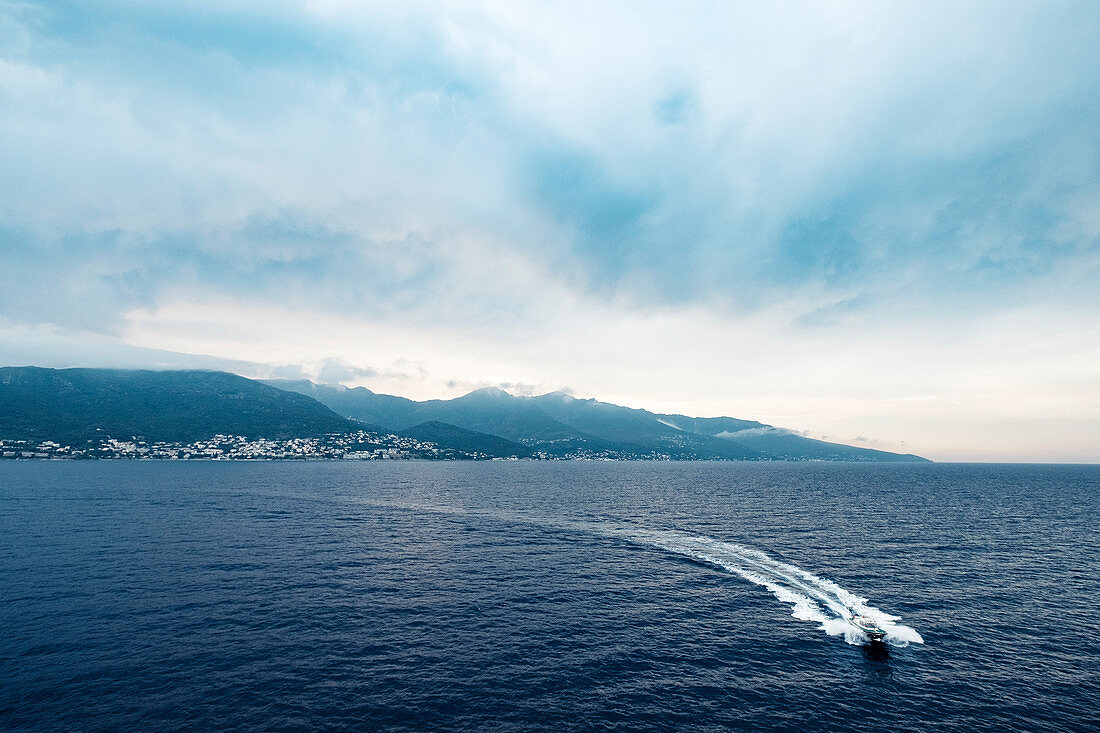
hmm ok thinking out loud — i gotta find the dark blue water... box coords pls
[2,462,1097,732]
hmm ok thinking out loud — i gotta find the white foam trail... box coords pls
[516,515,922,647]
[367,502,923,647]
[618,528,924,647]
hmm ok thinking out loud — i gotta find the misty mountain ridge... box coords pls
[265,380,928,462]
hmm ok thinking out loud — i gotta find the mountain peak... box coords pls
[539,390,576,401]
[463,386,513,399]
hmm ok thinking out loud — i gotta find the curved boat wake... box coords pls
[372,502,923,647]
[621,528,924,647]
[525,515,923,647]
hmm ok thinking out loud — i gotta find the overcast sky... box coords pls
[1,0,1098,461]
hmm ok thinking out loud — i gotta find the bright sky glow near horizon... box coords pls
[1,0,1098,462]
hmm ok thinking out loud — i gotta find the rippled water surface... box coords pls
[2,461,1097,731]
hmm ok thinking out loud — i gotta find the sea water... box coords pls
[1,461,1097,731]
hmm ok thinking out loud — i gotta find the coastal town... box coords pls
[0,431,502,461]
[0,432,695,462]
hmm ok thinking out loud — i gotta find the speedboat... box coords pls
[851,615,887,643]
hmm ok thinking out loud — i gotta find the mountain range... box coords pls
[0,367,927,461]
[0,367,358,444]
[265,379,928,462]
